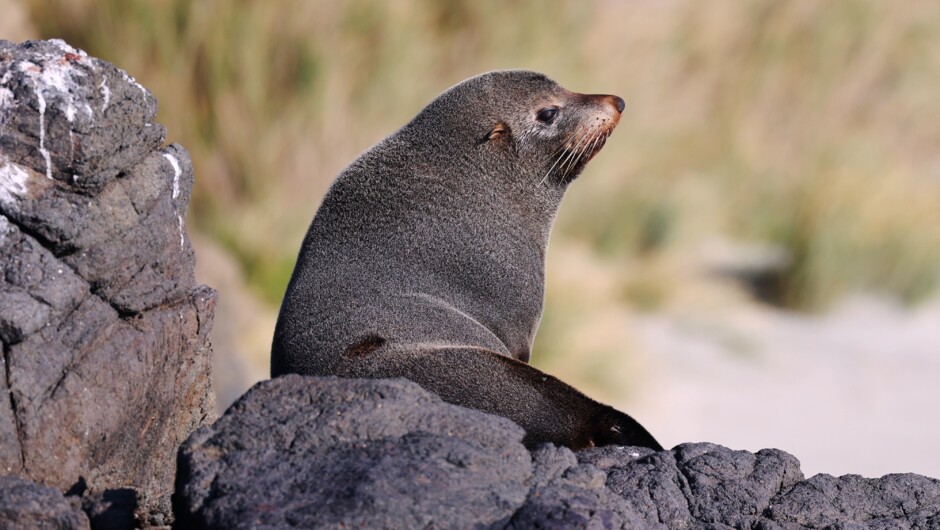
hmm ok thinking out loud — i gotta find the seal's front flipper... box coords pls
[589,405,663,451]
[336,345,663,451]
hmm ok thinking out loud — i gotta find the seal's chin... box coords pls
[576,132,611,168]
[547,126,614,185]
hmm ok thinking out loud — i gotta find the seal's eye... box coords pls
[536,107,559,124]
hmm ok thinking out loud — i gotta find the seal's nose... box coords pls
[611,96,625,113]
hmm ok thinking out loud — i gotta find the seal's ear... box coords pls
[486,122,511,142]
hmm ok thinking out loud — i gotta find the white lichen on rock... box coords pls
[178,214,186,249]
[0,155,30,206]
[163,152,186,249]
[48,38,86,58]
[163,153,181,200]
[35,88,51,179]
[98,76,110,112]
[0,70,14,123]
[13,42,89,179]
[0,214,11,247]
[120,69,148,97]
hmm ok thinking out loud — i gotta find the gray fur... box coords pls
[272,70,662,450]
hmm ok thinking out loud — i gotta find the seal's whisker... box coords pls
[585,132,603,163]
[588,131,604,158]
[560,130,593,177]
[560,133,588,168]
[540,149,570,186]
[557,127,595,177]
[541,126,587,186]
[563,128,599,176]
[579,129,604,168]
[552,125,586,159]
[542,140,574,183]
[555,142,586,180]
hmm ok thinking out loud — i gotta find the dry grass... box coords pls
[17,0,940,321]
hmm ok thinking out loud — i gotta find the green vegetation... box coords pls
[22,0,940,310]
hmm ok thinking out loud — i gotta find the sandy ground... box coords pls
[631,294,940,479]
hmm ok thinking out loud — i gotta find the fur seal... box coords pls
[272,70,662,451]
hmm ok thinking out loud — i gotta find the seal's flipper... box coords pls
[335,345,663,451]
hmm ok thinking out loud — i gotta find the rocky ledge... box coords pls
[1,39,938,530]
[174,375,940,530]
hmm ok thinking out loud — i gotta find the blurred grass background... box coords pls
[5,0,940,449]
[20,0,940,311]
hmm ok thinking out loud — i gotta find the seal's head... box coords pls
[407,70,624,189]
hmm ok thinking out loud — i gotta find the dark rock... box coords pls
[176,375,940,530]
[81,488,137,530]
[1,39,214,526]
[0,475,90,530]
[174,375,531,530]
[507,446,643,529]
[0,39,165,191]
[769,472,940,529]
[575,443,804,529]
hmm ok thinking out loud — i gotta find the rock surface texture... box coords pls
[0,475,90,530]
[176,375,940,530]
[0,39,215,527]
